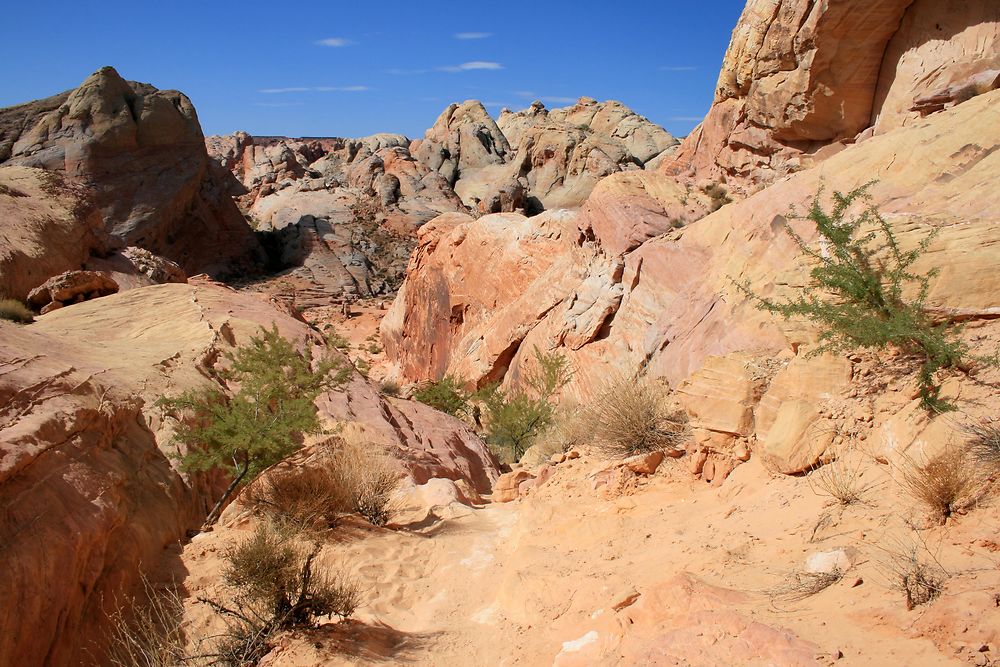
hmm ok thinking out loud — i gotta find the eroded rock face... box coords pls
[1,66,263,277]
[665,0,1000,191]
[27,269,119,312]
[383,88,1000,409]
[0,280,498,666]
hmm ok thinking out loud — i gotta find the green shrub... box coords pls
[0,298,34,324]
[413,374,470,417]
[379,380,401,397]
[201,523,361,664]
[479,348,572,463]
[158,326,349,525]
[740,184,987,412]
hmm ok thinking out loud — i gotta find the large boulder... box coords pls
[1,66,263,276]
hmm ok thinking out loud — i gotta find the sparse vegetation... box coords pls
[326,328,351,352]
[353,357,371,377]
[106,580,187,667]
[582,376,688,458]
[199,523,361,665]
[768,569,843,603]
[246,465,350,534]
[964,418,1000,466]
[701,181,732,212]
[158,326,349,525]
[413,374,471,417]
[0,183,28,198]
[379,379,401,397]
[878,535,948,610]
[807,455,878,506]
[897,446,989,524]
[478,348,572,463]
[0,298,34,324]
[330,440,401,526]
[739,183,988,412]
[536,402,590,457]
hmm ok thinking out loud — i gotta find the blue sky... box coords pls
[0,1,746,140]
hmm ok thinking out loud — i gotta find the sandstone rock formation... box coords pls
[27,270,119,313]
[665,0,1000,191]
[0,66,262,277]
[383,87,1000,474]
[0,280,498,666]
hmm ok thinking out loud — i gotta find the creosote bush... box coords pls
[898,446,989,524]
[582,376,688,458]
[478,348,572,463]
[739,183,991,413]
[413,374,470,417]
[0,297,34,324]
[158,326,349,525]
[201,523,361,665]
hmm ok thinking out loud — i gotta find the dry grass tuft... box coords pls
[0,298,34,324]
[807,456,879,506]
[246,465,350,533]
[964,418,1000,467]
[897,446,990,524]
[768,569,843,603]
[535,402,590,458]
[877,535,948,610]
[582,377,688,458]
[330,440,401,527]
[106,580,188,667]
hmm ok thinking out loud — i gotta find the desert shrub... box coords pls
[536,402,590,457]
[879,537,947,610]
[898,446,989,523]
[739,183,988,412]
[158,326,349,525]
[807,456,877,506]
[582,376,688,458]
[201,523,361,665]
[246,465,351,533]
[353,357,371,377]
[478,348,572,463]
[0,298,34,324]
[106,581,187,667]
[701,181,732,212]
[413,374,470,417]
[964,419,1000,466]
[379,380,401,397]
[768,569,843,603]
[326,328,350,352]
[331,441,401,526]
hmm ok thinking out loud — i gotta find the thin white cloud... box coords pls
[454,32,491,40]
[258,87,311,94]
[386,68,430,75]
[316,37,355,47]
[315,85,370,92]
[659,65,697,71]
[438,61,504,73]
[258,86,369,94]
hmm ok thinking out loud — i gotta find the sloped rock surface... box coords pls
[1,66,262,277]
[0,280,498,666]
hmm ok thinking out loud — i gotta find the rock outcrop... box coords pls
[0,280,498,666]
[383,87,1000,474]
[0,66,263,277]
[665,0,1000,191]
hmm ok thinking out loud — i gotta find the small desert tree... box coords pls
[478,347,572,462]
[412,374,471,417]
[160,326,349,525]
[741,183,982,412]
